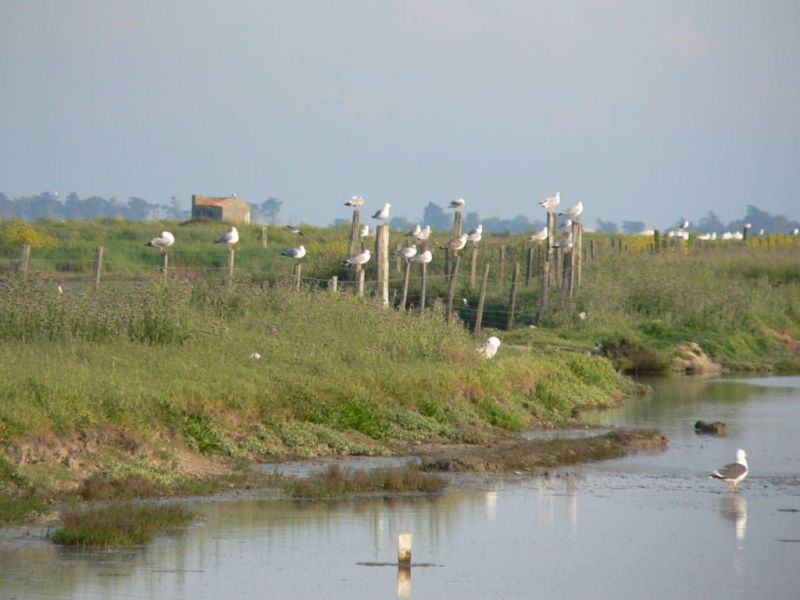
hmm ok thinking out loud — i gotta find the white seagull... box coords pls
[408,224,422,237]
[710,449,749,490]
[477,336,501,359]
[529,226,549,242]
[442,233,468,252]
[410,250,433,264]
[562,219,573,230]
[539,192,560,211]
[449,197,466,209]
[559,201,583,219]
[372,203,392,220]
[215,226,239,245]
[146,231,175,249]
[345,195,365,208]
[680,220,690,230]
[281,245,306,259]
[393,244,418,260]
[414,225,431,241]
[359,225,374,238]
[467,224,483,243]
[344,248,371,266]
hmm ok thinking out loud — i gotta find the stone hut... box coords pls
[191,194,251,224]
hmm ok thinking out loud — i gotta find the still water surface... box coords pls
[1,376,798,599]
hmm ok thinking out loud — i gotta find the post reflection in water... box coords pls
[396,565,411,598]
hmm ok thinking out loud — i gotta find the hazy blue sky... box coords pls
[1,0,798,227]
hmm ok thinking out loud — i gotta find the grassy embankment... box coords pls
[0,275,635,524]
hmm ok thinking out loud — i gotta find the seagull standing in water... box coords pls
[146,231,175,249]
[215,226,239,246]
[710,449,749,491]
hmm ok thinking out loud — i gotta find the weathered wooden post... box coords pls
[329,275,338,292]
[349,207,361,257]
[453,210,463,238]
[20,244,31,279]
[507,262,520,329]
[589,239,596,261]
[742,225,749,244]
[357,268,365,298]
[394,243,402,274]
[498,245,506,288]
[419,261,428,312]
[475,263,490,332]
[653,230,661,253]
[226,247,235,284]
[525,246,534,287]
[399,259,411,311]
[554,246,563,289]
[446,255,461,323]
[376,224,389,308]
[468,243,479,290]
[94,245,104,289]
[261,226,268,248]
[573,220,583,289]
[539,212,557,321]
[293,263,302,291]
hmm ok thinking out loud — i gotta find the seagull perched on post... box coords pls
[410,250,433,264]
[215,226,239,245]
[529,226,548,242]
[344,195,364,208]
[393,244,418,260]
[281,245,306,260]
[539,192,560,211]
[408,224,421,238]
[146,231,175,249]
[372,203,392,221]
[442,233,468,252]
[414,225,431,241]
[359,224,374,238]
[559,201,583,219]
[467,224,483,243]
[344,248,371,266]
[710,449,749,491]
[449,197,466,210]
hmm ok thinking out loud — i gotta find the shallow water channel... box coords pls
[2,375,799,599]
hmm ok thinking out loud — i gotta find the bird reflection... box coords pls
[718,494,747,542]
[485,490,499,522]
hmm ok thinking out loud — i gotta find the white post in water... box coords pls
[397,532,412,566]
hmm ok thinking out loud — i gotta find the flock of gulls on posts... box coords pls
[143,193,774,490]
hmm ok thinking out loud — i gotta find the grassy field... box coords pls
[1,218,799,524]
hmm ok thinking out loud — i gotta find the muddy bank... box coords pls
[416,430,668,474]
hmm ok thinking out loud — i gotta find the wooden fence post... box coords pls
[400,260,411,311]
[468,244,479,290]
[573,221,583,289]
[376,224,389,308]
[329,275,338,292]
[539,211,556,321]
[525,246,534,287]
[349,208,361,257]
[293,263,302,291]
[474,263,490,332]
[20,244,31,279]
[226,247,235,283]
[653,230,661,253]
[419,262,428,312]
[445,255,461,324]
[357,268,365,298]
[507,262,520,329]
[498,246,506,288]
[94,245,104,289]
[261,226,268,248]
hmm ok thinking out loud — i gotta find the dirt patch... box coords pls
[765,328,800,351]
[417,429,668,474]
[671,343,723,375]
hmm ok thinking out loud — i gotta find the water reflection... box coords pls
[718,494,748,542]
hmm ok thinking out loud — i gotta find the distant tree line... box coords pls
[0,192,286,224]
